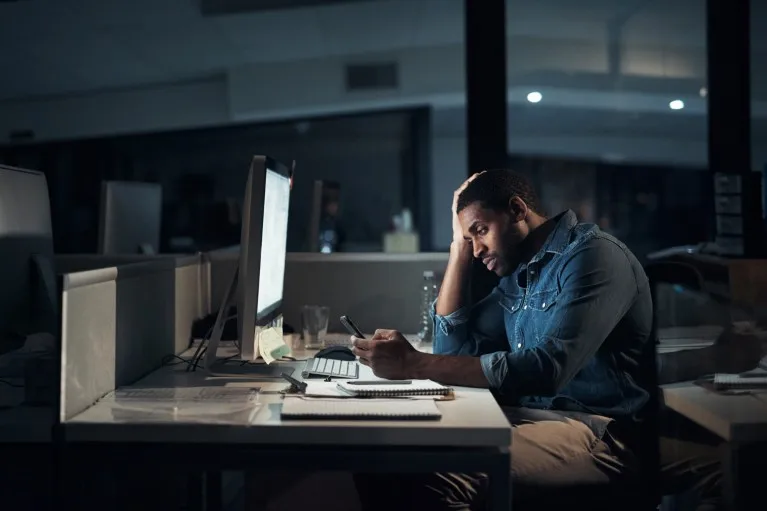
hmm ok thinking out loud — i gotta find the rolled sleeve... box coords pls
[431,287,508,358]
[480,351,509,390]
[430,299,470,336]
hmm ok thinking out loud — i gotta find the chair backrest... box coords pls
[637,266,664,506]
[637,312,661,506]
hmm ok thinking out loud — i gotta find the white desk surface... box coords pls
[659,333,767,443]
[662,382,767,443]
[63,341,512,448]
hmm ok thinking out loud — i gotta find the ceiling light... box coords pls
[669,99,685,110]
[526,91,542,103]
[699,87,708,98]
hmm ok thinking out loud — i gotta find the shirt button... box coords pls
[523,305,527,309]
[517,343,522,349]
[541,302,546,307]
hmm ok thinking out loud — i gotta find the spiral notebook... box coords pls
[336,379,452,398]
[713,372,767,390]
[281,396,442,420]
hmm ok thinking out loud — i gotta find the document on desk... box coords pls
[280,396,442,420]
[105,387,263,424]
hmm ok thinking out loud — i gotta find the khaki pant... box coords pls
[354,407,635,511]
[355,407,723,511]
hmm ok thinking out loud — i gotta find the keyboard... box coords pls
[302,357,359,379]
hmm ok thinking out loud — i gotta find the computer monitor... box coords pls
[305,180,342,252]
[98,181,162,254]
[204,156,292,377]
[0,165,57,348]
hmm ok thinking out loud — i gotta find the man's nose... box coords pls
[473,242,485,259]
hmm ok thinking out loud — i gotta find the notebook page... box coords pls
[281,397,442,419]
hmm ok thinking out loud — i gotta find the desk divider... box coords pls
[54,253,182,274]
[59,255,204,421]
[204,251,450,335]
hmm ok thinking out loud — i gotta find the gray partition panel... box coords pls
[174,261,206,354]
[60,256,204,421]
[206,249,239,313]
[60,273,117,422]
[206,252,450,335]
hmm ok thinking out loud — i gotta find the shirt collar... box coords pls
[532,209,577,261]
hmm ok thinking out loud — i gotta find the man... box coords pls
[352,169,654,510]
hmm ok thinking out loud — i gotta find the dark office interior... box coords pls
[1,0,767,510]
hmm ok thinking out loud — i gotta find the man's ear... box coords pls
[508,196,528,223]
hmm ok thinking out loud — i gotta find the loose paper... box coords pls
[259,327,291,364]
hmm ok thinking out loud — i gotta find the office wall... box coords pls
[206,252,451,335]
[1,113,409,253]
[122,129,405,251]
[430,136,465,251]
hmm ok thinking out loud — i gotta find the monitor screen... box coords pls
[257,167,291,316]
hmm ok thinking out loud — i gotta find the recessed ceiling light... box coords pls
[669,99,685,110]
[527,91,542,103]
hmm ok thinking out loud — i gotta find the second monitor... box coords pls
[98,181,162,255]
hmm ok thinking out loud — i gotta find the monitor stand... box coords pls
[203,265,294,379]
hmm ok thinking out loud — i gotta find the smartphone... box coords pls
[340,315,365,339]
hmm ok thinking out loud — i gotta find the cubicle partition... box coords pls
[58,249,450,420]
[59,255,204,421]
[205,250,450,334]
[54,253,181,274]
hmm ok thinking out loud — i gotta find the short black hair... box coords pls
[456,169,543,215]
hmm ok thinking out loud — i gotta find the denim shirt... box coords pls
[433,210,653,422]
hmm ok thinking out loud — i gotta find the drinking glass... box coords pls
[302,305,330,349]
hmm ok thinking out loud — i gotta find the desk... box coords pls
[662,372,767,511]
[60,343,512,511]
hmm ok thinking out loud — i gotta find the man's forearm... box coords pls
[409,351,489,388]
[435,242,473,316]
[657,347,718,384]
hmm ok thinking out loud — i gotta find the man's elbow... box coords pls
[521,376,561,397]
[496,373,562,398]
[434,339,478,357]
[530,351,569,396]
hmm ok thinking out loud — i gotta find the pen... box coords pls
[347,380,412,385]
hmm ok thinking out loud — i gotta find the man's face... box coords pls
[458,202,529,276]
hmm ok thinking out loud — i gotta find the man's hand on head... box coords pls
[351,329,423,380]
[452,171,485,245]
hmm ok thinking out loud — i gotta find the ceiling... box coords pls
[1,0,765,165]
[2,0,762,102]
